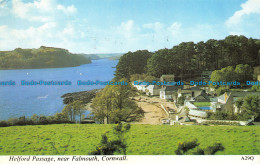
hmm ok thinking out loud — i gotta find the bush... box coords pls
[89,123,131,155]
[201,121,239,125]
[249,85,260,92]
[175,139,199,155]
[38,116,49,125]
[208,111,238,120]
[7,118,19,126]
[175,139,225,155]
[0,113,73,127]
[0,121,8,127]
[203,143,225,155]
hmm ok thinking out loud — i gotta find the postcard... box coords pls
[0,0,259,164]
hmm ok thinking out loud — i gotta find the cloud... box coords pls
[57,4,77,15]
[0,0,8,8]
[0,17,225,54]
[12,0,77,22]
[0,22,57,49]
[226,0,260,26]
[0,0,10,16]
[116,20,139,38]
[167,22,182,36]
[143,22,164,32]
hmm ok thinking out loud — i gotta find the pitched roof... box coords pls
[161,74,174,78]
[194,90,208,99]
[160,85,183,91]
[183,86,201,91]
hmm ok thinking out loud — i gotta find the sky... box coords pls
[0,0,259,54]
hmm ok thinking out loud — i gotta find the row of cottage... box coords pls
[133,74,260,119]
[133,74,210,101]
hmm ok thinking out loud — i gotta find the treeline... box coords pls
[115,50,153,79]
[210,64,253,87]
[115,35,260,80]
[0,114,73,127]
[0,90,101,127]
[0,46,91,69]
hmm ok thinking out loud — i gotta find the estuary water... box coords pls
[0,59,118,120]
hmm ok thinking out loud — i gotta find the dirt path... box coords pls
[133,97,169,125]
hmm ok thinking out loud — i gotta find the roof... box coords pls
[217,91,260,104]
[160,85,183,91]
[160,74,174,78]
[194,90,208,100]
[189,109,207,118]
[183,86,201,91]
[227,91,260,98]
[218,94,225,102]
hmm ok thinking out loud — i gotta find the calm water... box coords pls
[0,59,118,120]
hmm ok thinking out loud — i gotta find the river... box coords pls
[0,59,118,120]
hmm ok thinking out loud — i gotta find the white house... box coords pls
[132,82,148,92]
[146,85,161,96]
[210,91,260,113]
[160,86,183,99]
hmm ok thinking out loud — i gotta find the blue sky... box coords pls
[0,0,259,53]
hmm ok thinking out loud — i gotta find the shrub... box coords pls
[175,139,225,155]
[175,139,199,155]
[203,143,225,155]
[38,115,49,125]
[89,123,131,155]
[0,121,8,127]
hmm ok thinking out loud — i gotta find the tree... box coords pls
[62,100,85,123]
[115,50,152,79]
[210,64,252,88]
[235,98,243,113]
[241,95,260,119]
[0,46,91,69]
[89,123,131,155]
[91,86,114,124]
[72,100,85,123]
[54,112,69,123]
[91,78,144,124]
[235,64,253,83]
[31,114,39,124]
[62,104,74,122]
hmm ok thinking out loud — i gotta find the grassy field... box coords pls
[193,102,211,107]
[0,124,259,155]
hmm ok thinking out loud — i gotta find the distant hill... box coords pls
[96,53,124,59]
[0,46,91,69]
[107,55,123,60]
[80,53,124,60]
[79,54,101,60]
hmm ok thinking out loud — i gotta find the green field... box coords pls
[0,124,259,155]
[193,102,211,107]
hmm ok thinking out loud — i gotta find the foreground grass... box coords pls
[0,124,259,155]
